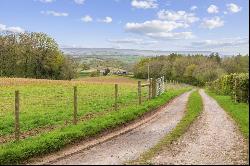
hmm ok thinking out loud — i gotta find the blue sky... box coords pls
[0,0,249,54]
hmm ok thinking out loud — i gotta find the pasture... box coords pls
[0,76,191,164]
[0,76,151,142]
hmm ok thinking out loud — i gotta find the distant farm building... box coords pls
[113,69,128,75]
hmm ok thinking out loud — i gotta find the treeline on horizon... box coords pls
[0,31,249,85]
[133,53,249,86]
[0,32,78,80]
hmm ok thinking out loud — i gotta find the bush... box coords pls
[90,70,100,77]
[207,73,249,103]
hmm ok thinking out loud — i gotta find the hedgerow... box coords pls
[206,73,249,103]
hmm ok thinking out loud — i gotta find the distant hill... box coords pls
[61,48,212,57]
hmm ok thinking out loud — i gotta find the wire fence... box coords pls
[0,77,167,144]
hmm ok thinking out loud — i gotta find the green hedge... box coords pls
[0,88,191,165]
[207,73,249,103]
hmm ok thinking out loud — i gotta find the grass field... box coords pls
[0,76,149,139]
[0,76,191,164]
[206,90,249,139]
[132,90,203,164]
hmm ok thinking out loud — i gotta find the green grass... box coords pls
[78,71,91,77]
[130,90,203,165]
[0,82,144,136]
[0,83,191,164]
[206,90,249,139]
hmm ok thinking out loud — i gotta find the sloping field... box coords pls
[0,76,191,164]
[0,77,148,141]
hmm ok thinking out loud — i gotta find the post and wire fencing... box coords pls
[137,76,166,105]
[0,77,167,143]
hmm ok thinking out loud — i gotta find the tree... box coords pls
[132,53,246,86]
[0,31,78,80]
[222,54,249,74]
[103,68,110,76]
[81,62,90,70]
[209,52,221,64]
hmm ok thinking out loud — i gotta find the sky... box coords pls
[0,0,249,55]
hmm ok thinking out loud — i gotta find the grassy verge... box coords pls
[206,90,249,139]
[0,88,191,164]
[130,90,203,165]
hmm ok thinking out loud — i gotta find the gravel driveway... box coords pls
[151,89,249,165]
[48,91,192,165]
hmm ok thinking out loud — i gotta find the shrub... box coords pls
[90,70,100,77]
[207,73,249,103]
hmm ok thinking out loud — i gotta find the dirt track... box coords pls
[151,89,249,165]
[38,91,192,165]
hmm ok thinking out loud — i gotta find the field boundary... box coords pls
[1,76,165,142]
[27,90,191,165]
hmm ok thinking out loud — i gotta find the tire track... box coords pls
[151,89,248,165]
[45,91,192,165]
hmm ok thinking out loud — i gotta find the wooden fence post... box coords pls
[115,84,118,111]
[152,79,156,98]
[234,79,237,103]
[15,90,20,141]
[149,78,152,99]
[138,81,142,105]
[156,79,159,96]
[162,76,165,93]
[73,86,78,125]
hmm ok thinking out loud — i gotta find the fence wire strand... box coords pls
[0,77,166,143]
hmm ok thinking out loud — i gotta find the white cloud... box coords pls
[0,24,6,31]
[125,20,188,34]
[0,24,25,33]
[81,15,93,22]
[98,17,113,23]
[41,10,69,17]
[226,3,242,13]
[125,20,193,40]
[74,0,85,5]
[190,6,197,11]
[201,16,224,29]
[39,0,55,3]
[7,27,25,33]
[191,37,249,48]
[146,31,194,40]
[108,38,158,45]
[207,5,219,14]
[157,10,199,24]
[131,0,158,9]
[39,0,85,5]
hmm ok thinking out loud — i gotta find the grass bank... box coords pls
[206,90,249,139]
[131,90,203,165]
[0,88,191,164]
